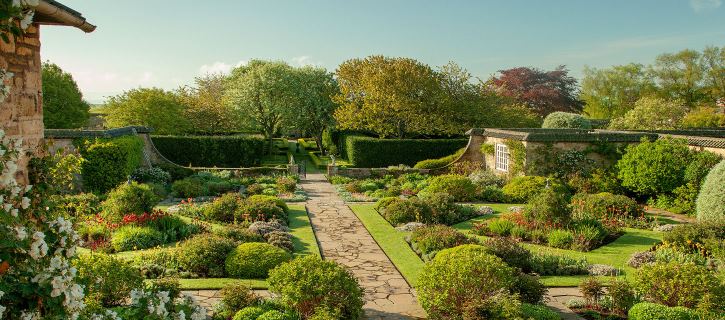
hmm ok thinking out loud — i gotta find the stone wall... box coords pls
[0,23,43,185]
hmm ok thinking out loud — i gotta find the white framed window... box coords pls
[495,143,509,172]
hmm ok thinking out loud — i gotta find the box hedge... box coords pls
[344,136,466,168]
[152,135,264,168]
[77,136,144,193]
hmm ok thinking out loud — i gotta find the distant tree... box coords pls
[681,106,725,128]
[178,74,240,134]
[105,88,190,134]
[649,49,709,107]
[42,62,90,128]
[224,60,299,153]
[608,96,687,130]
[285,66,339,152]
[490,66,583,117]
[333,56,450,138]
[701,46,725,101]
[580,63,657,119]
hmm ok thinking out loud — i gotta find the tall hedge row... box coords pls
[152,135,264,168]
[78,136,144,193]
[344,136,467,168]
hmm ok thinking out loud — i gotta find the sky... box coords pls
[40,0,725,104]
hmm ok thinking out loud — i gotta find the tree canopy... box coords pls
[42,62,90,129]
[285,66,338,151]
[178,74,240,134]
[608,96,688,130]
[105,87,190,135]
[580,63,656,119]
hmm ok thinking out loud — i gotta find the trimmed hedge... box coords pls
[152,135,264,167]
[344,136,466,168]
[78,136,144,193]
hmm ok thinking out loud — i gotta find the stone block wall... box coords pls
[1,23,43,185]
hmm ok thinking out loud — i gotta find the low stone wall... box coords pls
[328,165,431,178]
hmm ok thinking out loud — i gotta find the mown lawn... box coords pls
[287,204,321,256]
[350,203,663,288]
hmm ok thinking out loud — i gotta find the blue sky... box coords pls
[41,0,725,103]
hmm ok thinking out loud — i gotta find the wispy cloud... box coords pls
[290,56,319,67]
[198,60,248,75]
[690,0,722,12]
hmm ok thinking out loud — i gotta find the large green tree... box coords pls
[42,62,90,128]
[649,49,709,107]
[580,63,657,119]
[285,66,339,152]
[178,74,240,134]
[608,96,688,130]
[104,87,190,134]
[224,60,299,153]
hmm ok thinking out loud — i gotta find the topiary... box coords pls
[74,253,144,307]
[111,225,164,252]
[203,192,244,223]
[78,136,144,193]
[418,174,476,202]
[101,182,159,222]
[268,255,364,319]
[633,261,725,309]
[177,234,237,277]
[628,302,697,320]
[541,112,593,129]
[225,242,292,278]
[417,244,517,319]
[616,138,692,196]
[696,160,725,223]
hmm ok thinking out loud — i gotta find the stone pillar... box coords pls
[327,164,338,177]
[1,23,44,185]
[287,164,299,175]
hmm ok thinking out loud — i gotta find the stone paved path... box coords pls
[182,289,272,314]
[301,173,426,320]
[546,287,586,320]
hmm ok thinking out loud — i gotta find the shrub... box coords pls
[542,112,593,129]
[628,302,697,320]
[382,197,431,225]
[203,192,244,223]
[663,222,725,254]
[328,175,353,185]
[111,226,164,252]
[413,148,465,169]
[696,160,725,223]
[268,255,364,319]
[529,253,589,276]
[78,136,144,193]
[216,283,259,319]
[101,182,158,222]
[213,225,265,244]
[49,193,100,219]
[240,195,289,222]
[409,225,472,258]
[418,174,476,202]
[374,197,402,212]
[547,229,573,249]
[487,219,516,237]
[177,234,237,277]
[148,214,201,243]
[571,221,609,251]
[275,176,297,193]
[344,136,467,168]
[477,186,509,203]
[511,273,547,304]
[468,169,506,188]
[608,278,636,314]
[461,291,523,319]
[579,277,604,304]
[633,262,724,309]
[628,251,656,268]
[482,237,532,272]
[684,151,722,185]
[248,220,290,238]
[423,192,475,225]
[74,253,144,307]
[225,242,292,278]
[146,277,181,300]
[417,244,517,319]
[265,231,294,252]
[152,135,265,167]
[570,192,642,221]
[520,303,559,320]
[502,176,559,203]
[524,187,571,224]
[131,166,171,184]
[234,307,266,320]
[171,177,206,198]
[616,138,692,196]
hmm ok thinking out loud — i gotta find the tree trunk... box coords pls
[316,129,324,154]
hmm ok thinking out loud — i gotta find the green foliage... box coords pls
[105,87,191,134]
[131,166,171,184]
[268,255,364,319]
[42,62,90,129]
[480,143,495,155]
[111,226,164,252]
[171,177,205,198]
[607,278,636,314]
[528,253,589,276]
[49,193,100,219]
[78,136,144,193]
[409,225,473,258]
[177,234,237,277]
[101,182,159,222]
[413,148,465,169]
[570,192,641,220]
[633,262,725,309]
[216,283,260,319]
[608,96,689,130]
[382,197,431,225]
[344,135,467,168]
[628,302,697,320]
[502,176,551,203]
[547,229,574,249]
[524,188,571,224]
[225,242,292,278]
[240,195,289,223]
[276,176,297,193]
[234,307,267,320]
[74,253,144,307]
[503,140,526,175]
[418,174,476,201]
[616,138,692,196]
[682,106,725,128]
[203,192,244,223]
[696,160,725,223]
[45,149,84,194]
[541,112,592,129]
[417,244,517,319]
[482,237,532,272]
[580,63,656,119]
[685,151,722,185]
[511,273,547,304]
[177,73,241,134]
[579,277,604,304]
[486,219,516,237]
[520,303,559,320]
[152,135,265,167]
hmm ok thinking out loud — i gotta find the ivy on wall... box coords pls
[504,140,526,176]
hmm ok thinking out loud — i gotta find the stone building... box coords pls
[457,128,725,176]
[0,0,95,184]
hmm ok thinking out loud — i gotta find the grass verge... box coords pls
[288,204,321,256]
